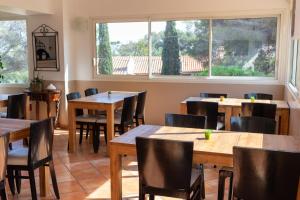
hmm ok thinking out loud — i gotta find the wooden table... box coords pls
[110,125,300,200]
[24,90,61,125]
[0,118,49,197]
[180,97,290,135]
[68,91,138,154]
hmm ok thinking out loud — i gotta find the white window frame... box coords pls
[0,17,29,87]
[92,10,288,85]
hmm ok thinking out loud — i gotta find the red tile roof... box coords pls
[110,56,204,75]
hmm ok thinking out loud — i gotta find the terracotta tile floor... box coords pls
[5,129,231,200]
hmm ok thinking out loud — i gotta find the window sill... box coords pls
[93,74,282,85]
[0,83,29,88]
[287,82,299,98]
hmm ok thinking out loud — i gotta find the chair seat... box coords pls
[7,148,28,166]
[76,114,98,123]
[96,114,121,125]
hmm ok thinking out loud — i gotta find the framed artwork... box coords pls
[32,24,60,71]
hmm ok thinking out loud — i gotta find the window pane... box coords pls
[96,22,148,75]
[0,20,28,83]
[290,40,298,86]
[151,20,209,76]
[212,18,277,77]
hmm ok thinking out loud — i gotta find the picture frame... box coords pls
[32,24,60,71]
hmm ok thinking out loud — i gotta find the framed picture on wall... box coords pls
[32,24,60,71]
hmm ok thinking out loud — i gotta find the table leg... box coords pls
[47,101,51,118]
[180,103,187,114]
[55,99,61,127]
[68,103,76,153]
[106,105,115,156]
[279,110,290,135]
[39,166,50,197]
[36,101,40,120]
[225,107,233,131]
[25,96,30,120]
[110,147,122,200]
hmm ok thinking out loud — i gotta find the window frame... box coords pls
[0,17,29,86]
[92,11,286,85]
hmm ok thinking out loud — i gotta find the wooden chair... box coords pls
[0,132,9,200]
[165,113,206,129]
[244,93,273,100]
[165,113,206,198]
[136,137,203,200]
[199,93,227,130]
[84,88,98,97]
[95,95,137,152]
[218,147,300,200]
[200,93,227,98]
[134,91,147,126]
[241,102,277,119]
[6,118,59,200]
[66,92,98,144]
[186,101,218,130]
[230,116,276,134]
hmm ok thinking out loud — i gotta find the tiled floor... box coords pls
[5,129,230,200]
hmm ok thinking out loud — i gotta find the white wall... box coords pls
[294,0,300,38]
[0,0,55,15]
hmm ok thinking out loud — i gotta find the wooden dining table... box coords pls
[180,97,290,135]
[110,125,300,200]
[68,91,138,154]
[0,118,49,197]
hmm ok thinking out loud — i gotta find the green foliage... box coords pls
[254,49,275,75]
[116,36,148,56]
[98,23,113,75]
[196,65,267,77]
[161,21,181,75]
[0,56,4,82]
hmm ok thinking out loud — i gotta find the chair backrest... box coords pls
[84,88,98,97]
[200,93,228,98]
[230,116,276,134]
[0,133,9,182]
[66,92,83,116]
[241,102,277,119]
[233,147,300,200]
[121,95,137,128]
[135,91,147,118]
[186,101,218,129]
[165,113,206,129]
[28,118,54,166]
[7,93,27,119]
[136,137,193,191]
[244,93,273,100]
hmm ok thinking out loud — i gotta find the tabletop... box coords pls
[0,118,33,137]
[181,97,289,109]
[111,125,300,155]
[69,91,138,104]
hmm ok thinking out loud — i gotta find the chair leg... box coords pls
[0,188,7,200]
[79,123,83,144]
[103,125,107,144]
[93,124,100,153]
[228,171,233,200]
[7,168,15,195]
[49,161,60,199]
[149,194,155,200]
[141,117,145,124]
[8,143,12,150]
[201,165,205,199]
[15,170,21,194]
[86,124,90,139]
[218,169,233,200]
[135,117,139,126]
[28,169,37,200]
[139,185,145,200]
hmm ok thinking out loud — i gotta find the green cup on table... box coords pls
[250,96,255,103]
[204,129,212,140]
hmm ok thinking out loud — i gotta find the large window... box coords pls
[95,16,278,79]
[0,20,28,83]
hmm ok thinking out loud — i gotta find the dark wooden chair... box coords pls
[230,116,276,134]
[218,147,300,200]
[6,118,59,200]
[165,113,206,198]
[6,93,27,149]
[244,93,273,100]
[199,93,227,130]
[134,91,147,126]
[66,92,98,144]
[0,132,9,200]
[241,102,277,119]
[200,93,227,98]
[186,101,218,130]
[165,113,206,129]
[95,95,137,152]
[136,137,203,200]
